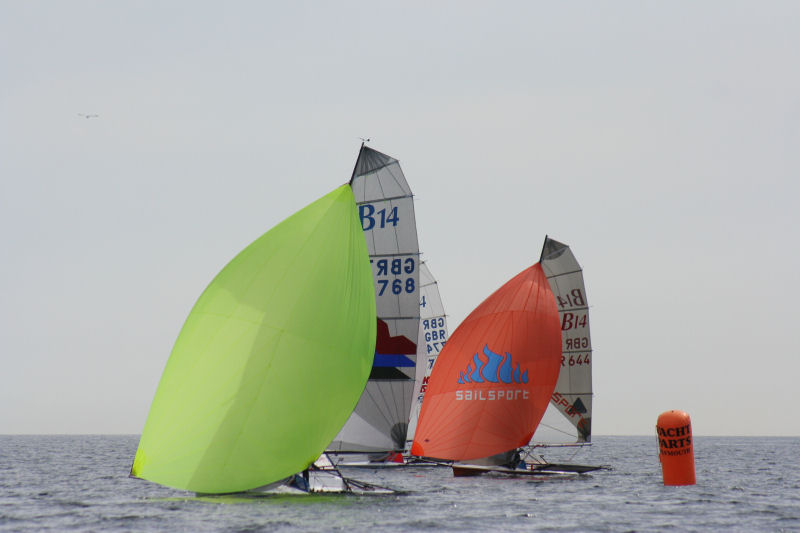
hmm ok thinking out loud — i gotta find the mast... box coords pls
[539,234,549,262]
[349,141,366,185]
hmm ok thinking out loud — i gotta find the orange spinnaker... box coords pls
[411,263,561,461]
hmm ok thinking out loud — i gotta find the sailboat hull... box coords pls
[244,472,395,494]
[452,462,606,477]
[245,454,397,494]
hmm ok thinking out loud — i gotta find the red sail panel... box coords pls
[376,318,417,354]
[410,263,561,461]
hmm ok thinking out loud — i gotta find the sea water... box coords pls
[1,435,798,532]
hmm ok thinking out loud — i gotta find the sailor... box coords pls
[511,450,526,470]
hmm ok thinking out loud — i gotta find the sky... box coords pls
[1,1,798,437]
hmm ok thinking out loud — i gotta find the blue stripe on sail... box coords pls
[373,353,415,367]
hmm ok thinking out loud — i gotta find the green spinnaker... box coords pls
[132,184,376,494]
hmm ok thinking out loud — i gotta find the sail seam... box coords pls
[356,161,394,176]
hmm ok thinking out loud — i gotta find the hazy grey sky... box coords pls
[2,2,798,436]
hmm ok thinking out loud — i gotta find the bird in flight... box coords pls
[78,113,99,119]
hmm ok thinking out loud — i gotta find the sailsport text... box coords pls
[455,390,530,401]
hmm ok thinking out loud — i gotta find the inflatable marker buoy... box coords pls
[656,410,696,486]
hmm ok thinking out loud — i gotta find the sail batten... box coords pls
[545,269,584,279]
[355,194,414,204]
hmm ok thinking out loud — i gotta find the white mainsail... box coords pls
[531,237,593,444]
[328,145,421,453]
[405,261,449,450]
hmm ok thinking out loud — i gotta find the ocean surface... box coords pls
[1,435,798,532]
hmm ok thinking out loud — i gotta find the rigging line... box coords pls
[566,446,584,462]
[324,453,353,492]
[527,442,591,449]
[535,422,579,438]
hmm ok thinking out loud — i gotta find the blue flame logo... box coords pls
[457,345,529,384]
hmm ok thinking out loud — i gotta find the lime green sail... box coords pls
[131,184,376,494]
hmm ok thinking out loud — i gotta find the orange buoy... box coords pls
[656,410,696,486]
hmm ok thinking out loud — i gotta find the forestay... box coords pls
[531,237,593,444]
[328,145,421,453]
